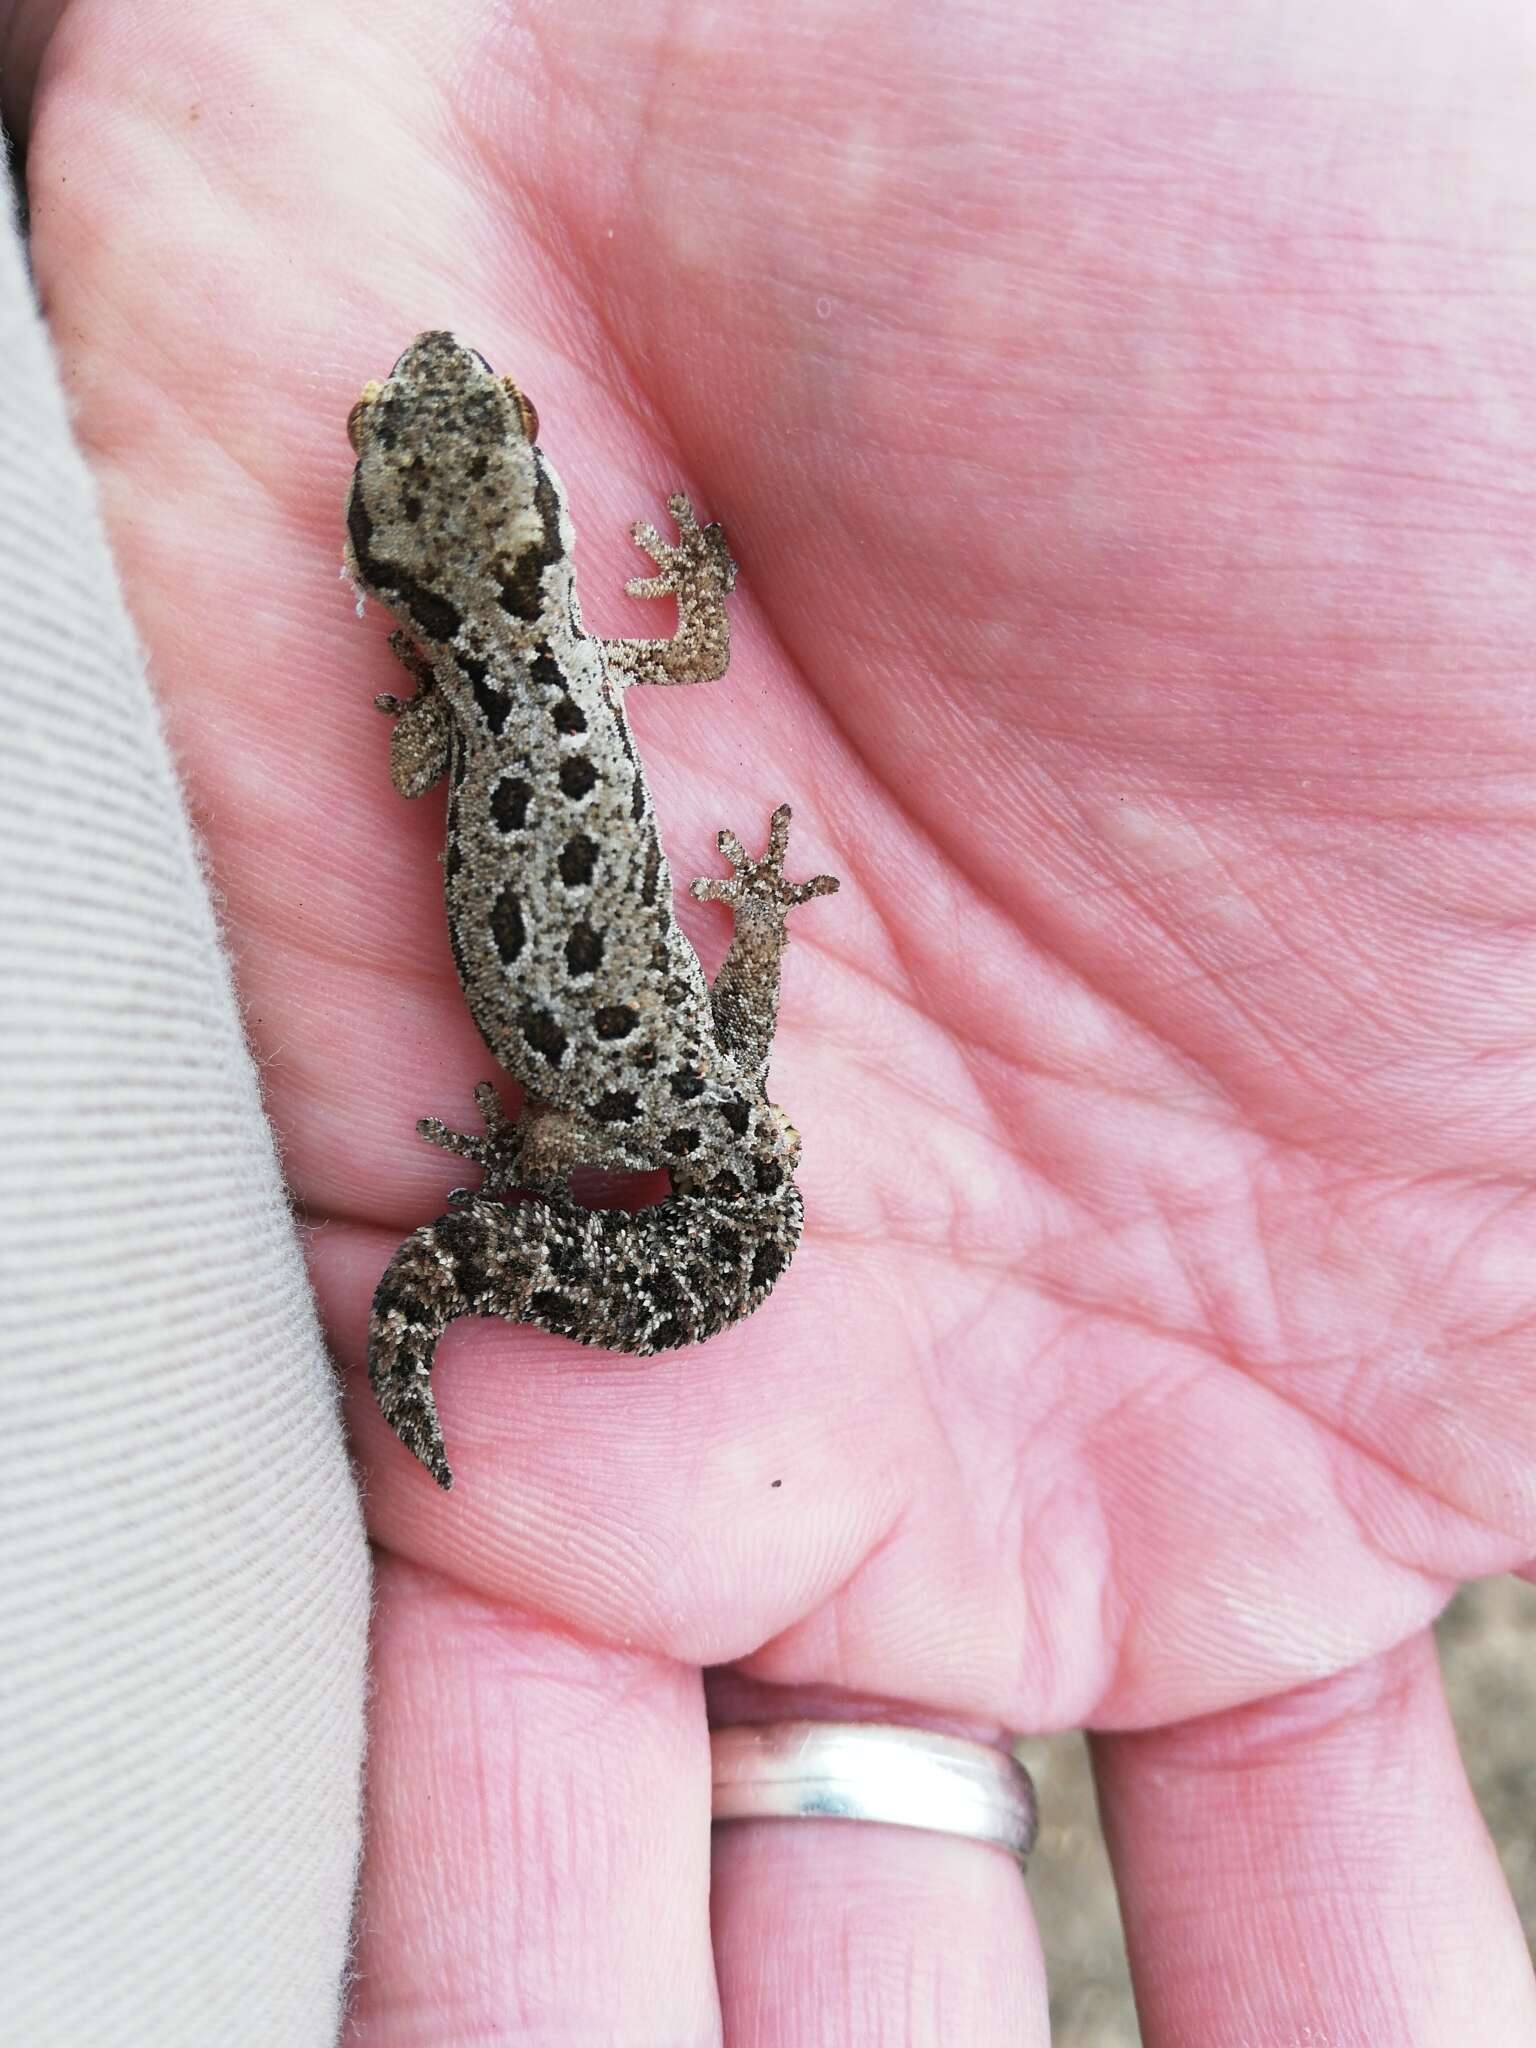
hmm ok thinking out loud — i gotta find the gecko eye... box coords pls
[502,378,539,444]
[347,381,384,454]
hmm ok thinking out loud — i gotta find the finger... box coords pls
[708,1698,1048,2047]
[712,1825,1046,2047]
[348,1553,720,2044]
[1091,1632,1536,2046]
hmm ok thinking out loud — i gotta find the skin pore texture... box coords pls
[17,0,1536,2039]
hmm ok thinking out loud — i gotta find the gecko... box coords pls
[344,332,838,1489]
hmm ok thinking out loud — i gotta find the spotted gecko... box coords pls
[344,332,838,1488]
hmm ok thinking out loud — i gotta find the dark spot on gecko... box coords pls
[451,1249,495,1302]
[594,1004,638,1039]
[529,1290,578,1333]
[647,1267,684,1310]
[520,1007,567,1066]
[750,1241,787,1291]
[559,756,598,800]
[374,1283,431,1326]
[711,1225,743,1261]
[753,1158,784,1194]
[491,776,532,831]
[670,1068,706,1100]
[663,1127,700,1155]
[591,1089,640,1123]
[497,554,545,622]
[710,1169,744,1200]
[552,697,587,736]
[467,453,488,482]
[529,650,565,692]
[444,840,462,882]
[565,922,604,975]
[367,405,399,454]
[631,770,647,822]
[718,1099,751,1137]
[348,488,462,642]
[641,840,661,905]
[420,1204,478,1265]
[466,668,511,736]
[402,495,422,523]
[448,921,471,985]
[495,463,564,619]
[649,1318,685,1349]
[491,886,526,964]
[558,834,597,886]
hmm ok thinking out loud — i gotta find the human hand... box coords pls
[22,0,1536,2037]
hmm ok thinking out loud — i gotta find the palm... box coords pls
[30,0,1536,2030]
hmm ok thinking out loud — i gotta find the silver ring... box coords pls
[710,1720,1038,1861]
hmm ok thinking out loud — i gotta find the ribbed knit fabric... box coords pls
[0,186,369,2043]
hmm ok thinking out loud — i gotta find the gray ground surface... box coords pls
[1019,1575,1536,2043]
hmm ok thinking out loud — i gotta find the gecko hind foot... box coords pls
[417,1081,526,1195]
[690,803,839,929]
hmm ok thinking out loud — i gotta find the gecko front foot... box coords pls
[690,803,839,932]
[626,494,738,607]
[375,631,451,796]
[602,494,739,688]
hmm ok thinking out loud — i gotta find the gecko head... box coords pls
[344,331,564,646]
[347,334,539,453]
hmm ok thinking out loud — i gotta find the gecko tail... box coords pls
[367,1198,535,1489]
[368,1177,806,1488]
